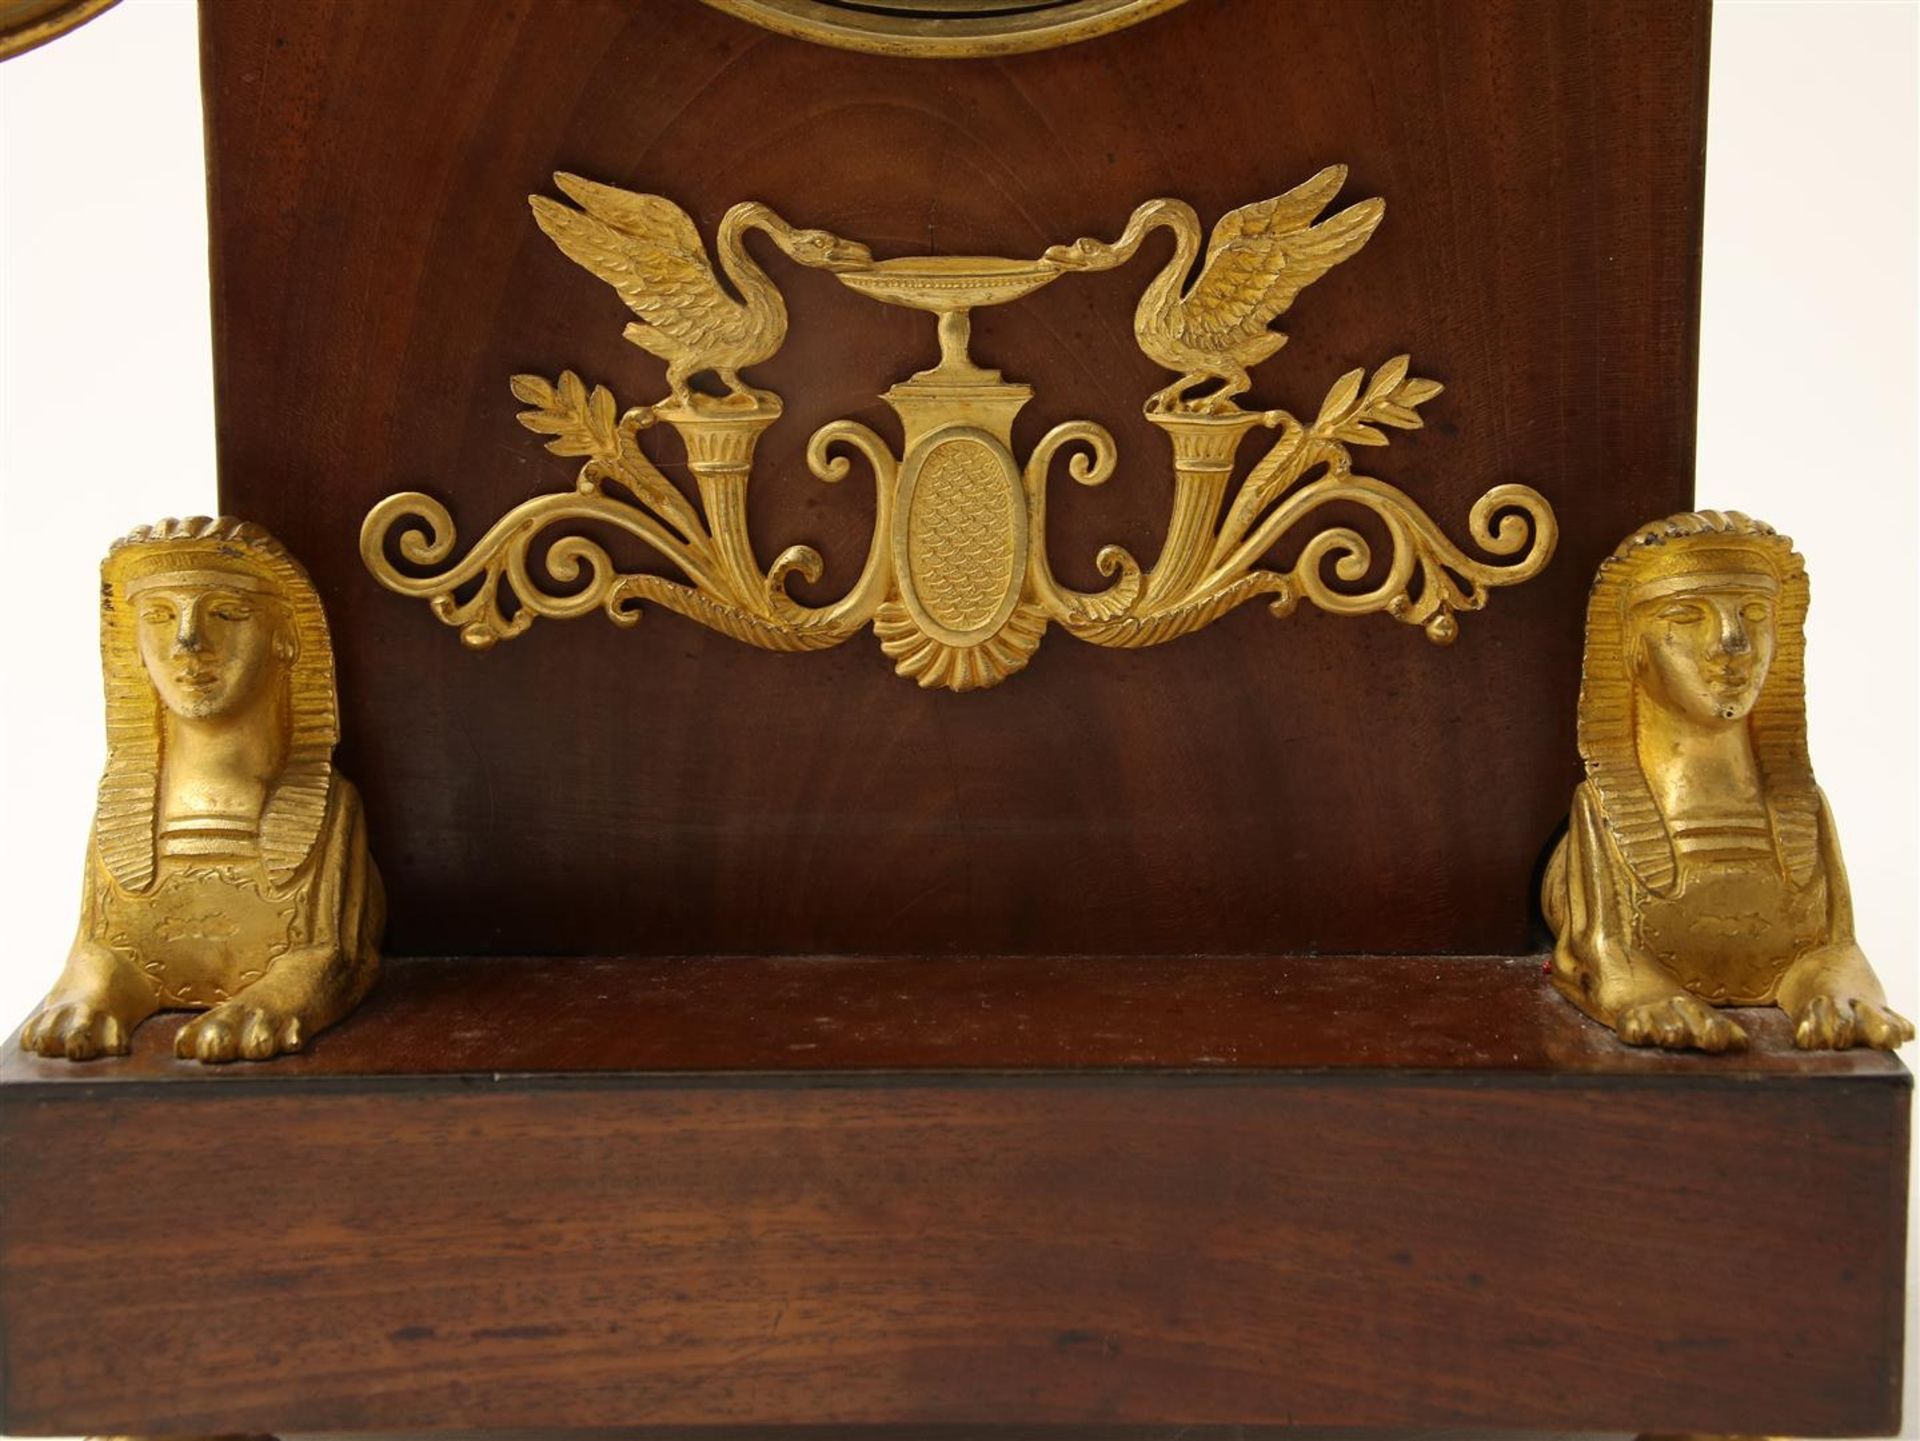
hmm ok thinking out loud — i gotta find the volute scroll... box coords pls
[363,166,1559,692]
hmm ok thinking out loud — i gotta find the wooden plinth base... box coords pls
[2,955,1907,1438]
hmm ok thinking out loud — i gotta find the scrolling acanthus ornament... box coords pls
[363,168,1557,692]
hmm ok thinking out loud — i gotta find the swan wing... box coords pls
[1183,170,1383,348]
[530,175,741,353]
[1201,165,1350,264]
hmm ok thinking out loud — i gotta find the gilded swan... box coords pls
[1046,166,1384,413]
[529,173,872,409]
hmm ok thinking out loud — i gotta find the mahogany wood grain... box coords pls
[301,1432,1629,1441]
[201,0,1709,959]
[0,953,1905,1082]
[0,1006,1905,1436]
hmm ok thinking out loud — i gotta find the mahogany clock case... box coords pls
[205,0,1697,961]
[0,4,1907,1440]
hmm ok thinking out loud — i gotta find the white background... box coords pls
[1,0,1916,1433]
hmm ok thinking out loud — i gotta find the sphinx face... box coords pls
[1629,574,1778,725]
[133,581,289,721]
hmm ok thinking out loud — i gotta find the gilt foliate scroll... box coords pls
[363,167,1557,692]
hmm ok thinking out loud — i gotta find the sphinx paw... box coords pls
[1793,994,1914,1050]
[176,1002,305,1064]
[1616,993,1747,1053]
[21,997,134,1060]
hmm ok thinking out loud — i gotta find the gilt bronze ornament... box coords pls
[363,167,1557,693]
[697,0,1192,59]
[1543,512,1910,1053]
[22,519,383,1064]
[0,0,119,62]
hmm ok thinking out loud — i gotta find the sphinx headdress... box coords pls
[97,517,339,892]
[1576,509,1816,896]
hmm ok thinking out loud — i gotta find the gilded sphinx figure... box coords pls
[1543,511,1910,1052]
[22,518,382,1063]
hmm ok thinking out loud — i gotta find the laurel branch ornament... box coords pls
[363,168,1557,692]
